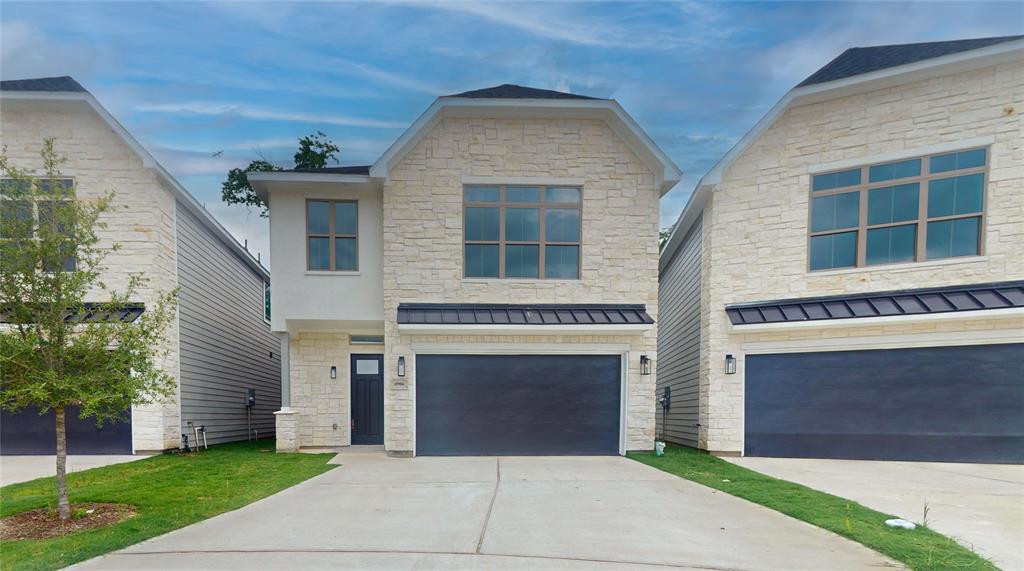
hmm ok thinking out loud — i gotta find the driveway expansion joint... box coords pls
[475,456,501,554]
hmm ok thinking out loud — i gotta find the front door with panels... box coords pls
[350,354,384,445]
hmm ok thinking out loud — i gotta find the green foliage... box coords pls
[221,159,280,218]
[658,227,672,251]
[0,140,177,426]
[629,445,997,570]
[221,131,340,217]
[293,131,340,170]
[1,440,336,571]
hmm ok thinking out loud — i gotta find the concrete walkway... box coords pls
[1,455,144,486]
[73,453,900,570]
[727,457,1024,571]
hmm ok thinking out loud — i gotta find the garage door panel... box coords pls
[745,343,1024,463]
[1,405,132,455]
[417,354,620,456]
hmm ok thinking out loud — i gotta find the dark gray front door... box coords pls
[745,343,1024,464]
[0,405,132,455]
[350,354,384,445]
[416,354,621,456]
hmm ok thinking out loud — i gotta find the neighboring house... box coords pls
[250,84,681,456]
[0,76,280,454]
[658,36,1024,464]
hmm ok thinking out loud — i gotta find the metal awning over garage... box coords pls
[397,303,654,335]
[725,281,1024,326]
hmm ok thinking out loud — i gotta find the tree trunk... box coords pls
[55,405,70,521]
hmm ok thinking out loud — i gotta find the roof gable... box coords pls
[800,35,1024,86]
[1,77,268,279]
[0,76,86,93]
[444,84,601,100]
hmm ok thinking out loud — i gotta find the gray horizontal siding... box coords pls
[177,203,280,446]
[657,215,702,447]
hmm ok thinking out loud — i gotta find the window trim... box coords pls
[807,147,988,271]
[462,185,582,280]
[305,198,359,272]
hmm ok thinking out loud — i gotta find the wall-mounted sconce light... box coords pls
[330,366,337,379]
[397,356,406,377]
[725,354,737,375]
[640,354,651,375]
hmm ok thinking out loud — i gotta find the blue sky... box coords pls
[2,1,1020,264]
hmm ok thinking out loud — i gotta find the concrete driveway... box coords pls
[73,453,899,570]
[1,455,144,486]
[728,457,1024,571]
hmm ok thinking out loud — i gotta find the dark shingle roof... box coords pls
[726,281,1024,326]
[444,84,601,100]
[397,303,654,326]
[0,76,87,93]
[800,35,1024,87]
[285,165,371,175]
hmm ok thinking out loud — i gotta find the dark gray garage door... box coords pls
[1,406,132,455]
[416,354,621,455]
[745,343,1024,464]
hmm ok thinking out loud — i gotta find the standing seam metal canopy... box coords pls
[397,303,654,326]
[726,281,1024,325]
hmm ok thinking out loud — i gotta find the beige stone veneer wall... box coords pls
[1,105,181,451]
[698,61,1024,452]
[288,332,383,448]
[381,117,661,454]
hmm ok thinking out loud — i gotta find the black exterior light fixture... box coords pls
[640,354,651,375]
[397,356,406,377]
[725,354,737,375]
[330,366,337,379]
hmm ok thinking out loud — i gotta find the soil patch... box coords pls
[1,503,137,540]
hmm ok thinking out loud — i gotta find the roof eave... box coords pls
[249,171,378,203]
[659,38,1024,271]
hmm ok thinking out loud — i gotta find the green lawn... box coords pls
[1,440,336,571]
[629,445,997,571]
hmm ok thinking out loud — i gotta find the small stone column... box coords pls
[274,409,299,453]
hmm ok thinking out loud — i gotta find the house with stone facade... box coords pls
[0,76,280,454]
[250,85,680,456]
[657,36,1024,464]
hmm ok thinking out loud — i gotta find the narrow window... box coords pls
[263,281,271,322]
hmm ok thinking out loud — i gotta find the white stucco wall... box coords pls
[267,183,384,332]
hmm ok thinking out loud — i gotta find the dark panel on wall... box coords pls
[417,354,621,456]
[745,343,1024,463]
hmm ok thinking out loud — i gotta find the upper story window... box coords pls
[1,178,76,272]
[463,185,581,279]
[306,199,358,271]
[808,148,988,271]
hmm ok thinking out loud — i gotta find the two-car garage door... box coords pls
[745,343,1024,464]
[416,354,621,455]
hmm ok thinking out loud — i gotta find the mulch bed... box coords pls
[0,503,137,540]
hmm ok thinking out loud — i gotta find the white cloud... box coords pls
[324,56,447,95]
[0,20,112,80]
[134,101,408,129]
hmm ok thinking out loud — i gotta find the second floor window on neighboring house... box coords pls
[808,147,988,271]
[463,185,581,279]
[306,199,358,271]
[0,178,77,272]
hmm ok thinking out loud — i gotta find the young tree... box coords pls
[659,227,672,251]
[221,131,341,217]
[0,140,177,521]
